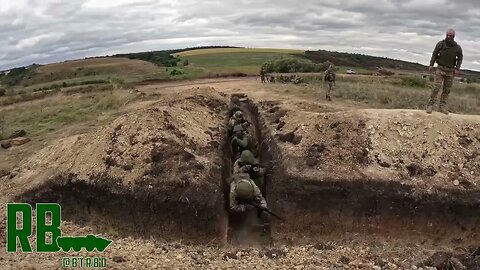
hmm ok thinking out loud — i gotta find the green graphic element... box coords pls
[37,203,61,252]
[6,203,112,253]
[56,235,112,252]
[7,203,33,252]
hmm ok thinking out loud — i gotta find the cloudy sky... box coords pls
[1,0,479,71]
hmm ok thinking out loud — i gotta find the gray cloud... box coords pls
[1,0,479,70]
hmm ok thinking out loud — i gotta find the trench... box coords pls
[223,96,480,248]
[221,94,275,246]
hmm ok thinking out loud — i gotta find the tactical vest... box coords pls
[436,40,461,68]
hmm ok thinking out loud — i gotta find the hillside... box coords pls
[0,57,168,92]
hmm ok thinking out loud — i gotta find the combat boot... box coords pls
[326,95,332,101]
[426,105,433,114]
[439,105,449,115]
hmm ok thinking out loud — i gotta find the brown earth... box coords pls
[1,78,479,269]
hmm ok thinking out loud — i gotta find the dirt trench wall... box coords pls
[8,88,230,244]
[17,170,226,243]
[253,102,480,245]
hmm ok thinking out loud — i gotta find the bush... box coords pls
[170,69,184,76]
[261,57,330,73]
[183,60,189,66]
[0,88,5,97]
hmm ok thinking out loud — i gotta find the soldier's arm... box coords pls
[252,182,267,208]
[456,45,463,70]
[229,183,245,212]
[429,41,442,66]
[237,137,249,148]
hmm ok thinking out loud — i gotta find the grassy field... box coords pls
[178,51,305,75]
[0,90,139,140]
[290,74,480,115]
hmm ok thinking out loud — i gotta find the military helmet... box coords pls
[234,111,243,118]
[235,179,254,199]
[239,150,258,165]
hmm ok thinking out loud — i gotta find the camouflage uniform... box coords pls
[228,111,246,131]
[428,37,463,114]
[260,68,266,83]
[232,150,266,188]
[229,173,267,212]
[248,164,266,190]
[231,129,256,158]
[233,150,258,174]
[324,65,336,101]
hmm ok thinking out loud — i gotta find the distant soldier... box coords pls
[229,173,267,213]
[260,68,267,83]
[427,29,463,114]
[323,64,336,101]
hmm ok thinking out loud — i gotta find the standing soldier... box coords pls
[260,67,266,83]
[323,64,336,101]
[427,29,463,114]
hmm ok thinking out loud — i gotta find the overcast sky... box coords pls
[1,0,479,71]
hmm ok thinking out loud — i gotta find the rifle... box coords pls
[240,199,284,221]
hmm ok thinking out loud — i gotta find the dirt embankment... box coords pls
[0,87,230,243]
[257,101,480,245]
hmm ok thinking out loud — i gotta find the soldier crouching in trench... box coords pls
[229,172,267,214]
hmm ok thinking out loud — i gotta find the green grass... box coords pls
[180,52,304,75]
[0,91,137,138]
[332,80,480,114]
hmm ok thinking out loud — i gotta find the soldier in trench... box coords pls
[228,110,247,132]
[231,125,256,159]
[232,150,266,189]
[229,172,267,213]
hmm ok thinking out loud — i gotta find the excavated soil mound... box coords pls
[0,87,229,243]
[259,102,480,245]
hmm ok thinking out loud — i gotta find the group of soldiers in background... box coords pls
[260,72,303,85]
[259,65,336,101]
[227,106,268,214]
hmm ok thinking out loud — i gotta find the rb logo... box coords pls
[6,203,111,253]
